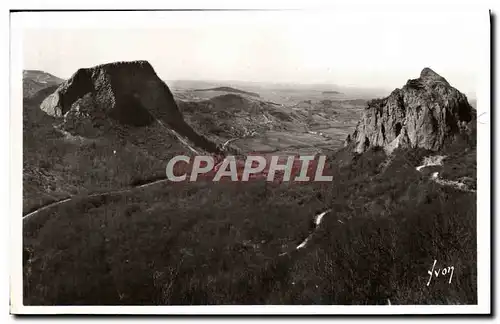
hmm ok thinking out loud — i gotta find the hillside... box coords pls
[23,70,64,83]
[22,64,477,305]
[177,93,302,142]
[23,141,476,305]
[174,92,366,154]
[22,61,220,213]
[194,86,260,97]
[23,70,64,98]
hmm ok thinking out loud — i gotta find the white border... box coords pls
[475,7,492,316]
[8,4,491,316]
[10,13,23,316]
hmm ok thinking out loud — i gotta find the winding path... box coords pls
[415,155,476,193]
[282,153,476,255]
[23,178,170,221]
[24,117,209,221]
[296,209,331,250]
[279,209,333,256]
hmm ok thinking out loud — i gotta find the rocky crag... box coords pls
[40,60,220,153]
[345,68,475,154]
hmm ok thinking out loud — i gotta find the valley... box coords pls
[21,63,477,306]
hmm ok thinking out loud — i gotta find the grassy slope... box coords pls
[284,145,476,305]
[24,140,476,305]
[177,94,300,141]
[24,181,327,305]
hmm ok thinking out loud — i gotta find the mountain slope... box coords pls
[22,62,222,213]
[193,86,260,97]
[177,93,304,144]
[23,66,477,305]
[23,144,477,305]
[23,70,64,98]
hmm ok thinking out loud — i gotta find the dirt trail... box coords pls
[23,178,170,221]
[415,155,476,193]
[278,209,332,257]
[24,116,211,221]
[296,209,330,250]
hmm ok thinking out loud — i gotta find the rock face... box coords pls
[40,60,220,153]
[61,92,110,137]
[346,68,475,154]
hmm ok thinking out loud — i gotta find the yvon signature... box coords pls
[426,260,454,286]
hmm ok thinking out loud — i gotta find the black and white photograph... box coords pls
[9,5,491,315]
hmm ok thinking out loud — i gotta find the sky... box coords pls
[18,10,487,96]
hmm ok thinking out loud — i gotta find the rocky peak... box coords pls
[40,60,220,153]
[419,67,450,85]
[345,68,474,154]
[40,60,173,122]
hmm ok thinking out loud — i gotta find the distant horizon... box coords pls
[22,65,476,100]
[19,9,484,99]
[21,53,480,100]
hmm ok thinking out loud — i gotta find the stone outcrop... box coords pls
[345,68,475,154]
[40,60,220,153]
[61,92,110,137]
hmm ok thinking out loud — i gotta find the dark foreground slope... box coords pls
[23,137,476,305]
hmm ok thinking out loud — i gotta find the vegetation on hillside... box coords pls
[22,73,477,306]
[24,141,477,305]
